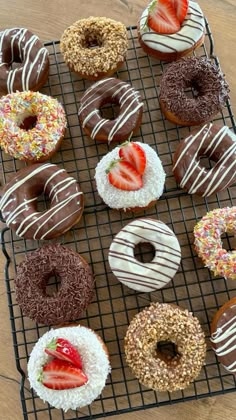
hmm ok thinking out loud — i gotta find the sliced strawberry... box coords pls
[148,0,180,34]
[39,359,88,390]
[45,338,83,369]
[106,160,143,191]
[119,142,146,176]
[170,0,189,24]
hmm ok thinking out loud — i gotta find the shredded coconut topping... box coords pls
[60,17,128,77]
[28,326,111,411]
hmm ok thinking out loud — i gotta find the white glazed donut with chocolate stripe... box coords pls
[0,163,84,240]
[138,1,205,61]
[0,28,49,95]
[173,123,236,197]
[108,218,181,292]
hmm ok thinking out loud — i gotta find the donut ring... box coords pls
[60,17,128,80]
[108,218,181,292]
[0,163,84,240]
[14,244,94,325]
[124,302,206,392]
[0,91,67,162]
[0,28,49,95]
[173,123,236,196]
[159,57,230,126]
[194,207,236,280]
[78,78,143,143]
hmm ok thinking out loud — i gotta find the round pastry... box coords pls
[60,17,128,80]
[15,244,94,325]
[28,325,111,410]
[78,78,143,143]
[173,123,236,196]
[124,302,206,391]
[0,163,84,240]
[108,217,181,292]
[194,207,236,280]
[0,27,49,95]
[211,297,236,374]
[0,91,67,162]
[159,56,230,126]
[138,0,205,61]
[94,141,166,211]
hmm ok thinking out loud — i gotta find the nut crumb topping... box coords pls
[60,17,128,77]
[124,302,206,392]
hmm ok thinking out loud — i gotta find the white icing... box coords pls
[94,142,166,210]
[211,313,236,371]
[139,1,205,54]
[27,326,111,412]
[108,217,181,292]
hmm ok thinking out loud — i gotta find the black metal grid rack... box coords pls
[1,20,236,420]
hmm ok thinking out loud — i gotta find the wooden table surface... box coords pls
[0,1,235,419]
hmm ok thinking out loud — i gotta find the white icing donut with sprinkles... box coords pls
[138,0,205,61]
[0,28,49,94]
[0,91,67,162]
[108,217,181,292]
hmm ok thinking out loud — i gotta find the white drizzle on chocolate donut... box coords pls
[108,218,181,292]
[173,123,236,197]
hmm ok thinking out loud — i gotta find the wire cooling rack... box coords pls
[1,19,236,420]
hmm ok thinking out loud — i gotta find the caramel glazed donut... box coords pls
[0,163,84,240]
[0,28,49,95]
[78,78,143,143]
[138,1,205,61]
[108,218,181,292]
[173,123,236,197]
[125,302,206,392]
[15,244,94,325]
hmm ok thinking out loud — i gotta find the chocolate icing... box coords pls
[173,123,236,196]
[78,77,143,143]
[0,28,49,94]
[0,163,84,240]
[14,244,95,325]
[159,57,230,123]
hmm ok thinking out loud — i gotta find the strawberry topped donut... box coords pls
[138,0,205,61]
[95,139,166,211]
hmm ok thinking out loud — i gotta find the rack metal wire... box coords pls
[1,20,236,420]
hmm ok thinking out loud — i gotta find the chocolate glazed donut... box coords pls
[0,163,84,240]
[173,123,236,196]
[0,28,49,95]
[78,78,143,143]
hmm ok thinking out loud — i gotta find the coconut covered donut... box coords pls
[60,17,128,80]
[28,325,111,411]
[14,244,94,325]
[194,207,236,280]
[108,218,181,292]
[125,302,206,392]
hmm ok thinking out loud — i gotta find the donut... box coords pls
[28,325,111,410]
[124,302,206,391]
[60,17,128,80]
[95,141,166,211]
[108,218,181,292]
[0,27,49,95]
[173,123,236,196]
[0,91,67,162]
[14,244,94,325]
[138,1,205,61]
[211,297,236,374]
[159,56,230,126]
[78,78,143,143]
[0,163,84,240]
[194,207,236,280]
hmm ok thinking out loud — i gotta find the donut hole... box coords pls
[221,234,236,253]
[156,340,181,363]
[198,155,216,169]
[82,31,103,49]
[36,192,50,212]
[100,101,120,120]
[45,272,62,297]
[134,242,155,263]
[19,115,38,131]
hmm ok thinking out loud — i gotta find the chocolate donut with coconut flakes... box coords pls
[0,27,49,95]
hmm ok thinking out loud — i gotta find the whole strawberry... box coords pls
[45,337,83,369]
